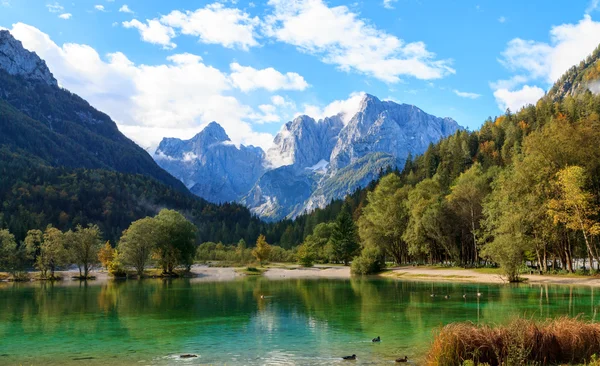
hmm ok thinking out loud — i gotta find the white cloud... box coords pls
[122,19,176,49]
[264,0,454,83]
[492,15,600,111]
[498,16,506,23]
[382,0,397,9]
[453,89,481,99]
[160,3,260,50]
[229,63,309,92]
[493,85,545,112]
[58,13,72,20]
[94,4,105,11]
[271,95,296,109]
[7,22,275,150]
[46,2,63,13]
[297,91,365,124]
[587,0,599,14]
[119,5,133,13]
[500,15,600,83]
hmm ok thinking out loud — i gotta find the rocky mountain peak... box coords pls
[0,30,58,87]
[192,121,230,145]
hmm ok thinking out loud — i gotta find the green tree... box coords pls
[24,229,44,274]
[481,234,527,282]
[40,226,69,279]
[358,174,409,264]
[119,217,157,277]
[404,177,456,262]
[351,245,384,275]
[0,229,29,278]
[67,224,103,278]
[330,208,359,265]
[153,209,197,274]
[548,166,600,268]
[297,236,318,267]
[252,234,271,266]
[446,163,497,264]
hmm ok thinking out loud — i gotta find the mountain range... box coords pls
[0,30,266,244]
[155,94,461,220]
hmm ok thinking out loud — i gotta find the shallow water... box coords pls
[1,278,599,365]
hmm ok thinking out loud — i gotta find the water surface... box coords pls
[1,278,599,365]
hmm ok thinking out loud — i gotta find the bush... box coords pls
[297,243,316,267]
[427,317,600,366]
[351,246,384,275]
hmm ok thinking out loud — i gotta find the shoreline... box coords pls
[4,264,600,288]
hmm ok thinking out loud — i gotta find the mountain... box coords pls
[0,30,274,246]
[155,122,266,203]
[266,115,344,168]
[245,94,460,220]
[157,93,461,221]
[547,43,600,101]
[0,30,185,191]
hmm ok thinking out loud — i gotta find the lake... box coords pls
[1,278,599,365]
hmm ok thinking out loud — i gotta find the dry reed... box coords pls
[426,317,600,366]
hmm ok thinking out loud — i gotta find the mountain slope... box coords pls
[0,30,277,246]
[0,30,185,191]
[547,43,600,101]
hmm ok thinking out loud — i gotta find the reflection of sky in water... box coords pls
[1,279,600,365]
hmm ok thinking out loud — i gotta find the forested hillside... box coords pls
[277,47,600,278]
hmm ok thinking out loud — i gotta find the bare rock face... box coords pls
[330,94,460,171]
[0,30,57,87]
[244,94,461,220]
[156,94,461,220]
[266,114,343,169]
[155,122,266,204]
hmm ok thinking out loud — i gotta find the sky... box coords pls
[1,0,600,152]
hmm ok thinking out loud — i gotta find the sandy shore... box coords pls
[384,266,600,287]
[5,264,600,288]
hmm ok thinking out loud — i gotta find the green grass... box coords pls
[235,267,267,276]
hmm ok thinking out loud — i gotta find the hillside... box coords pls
[547,43,600,100]
[0,30,184,191]
[0,30,279,245]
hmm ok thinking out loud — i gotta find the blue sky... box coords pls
[1,0,599,151]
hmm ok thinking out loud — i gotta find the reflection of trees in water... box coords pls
[2,279,600,361]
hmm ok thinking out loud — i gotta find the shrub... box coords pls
[351,246,384,275]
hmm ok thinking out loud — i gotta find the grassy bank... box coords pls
[427,317,600,366]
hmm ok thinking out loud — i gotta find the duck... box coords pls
[444,295,450,299]
[477,292,482,297]
[180,354,197,359]
[462,294,467,299]
[342,354,356,360]
[430,293,436,297]
[395,356,408,363]
[372,336,381,342]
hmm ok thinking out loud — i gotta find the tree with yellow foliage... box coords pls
[548,166,600,269]
[98,241,115,271]
[252,235,271,267]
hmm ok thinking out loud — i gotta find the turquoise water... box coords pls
[1,278,599,365]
